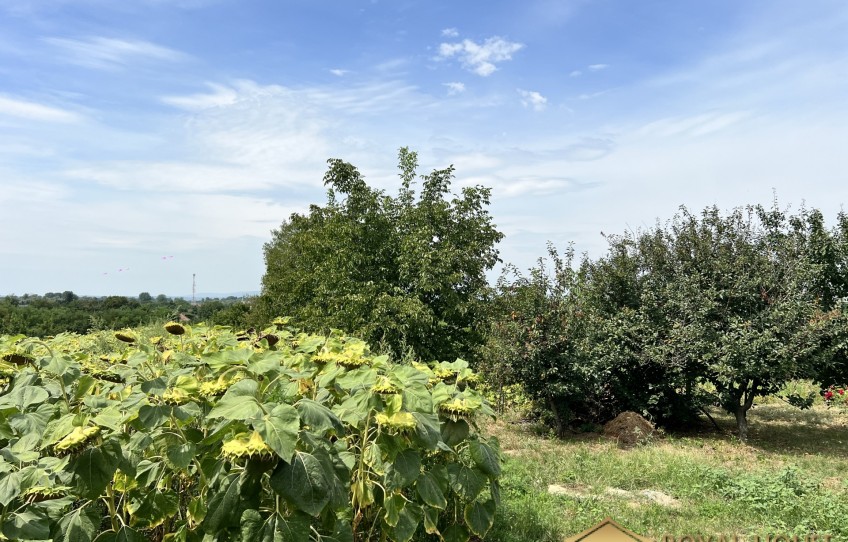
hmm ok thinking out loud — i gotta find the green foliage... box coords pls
[482,246,608,436]
[0,320,500,541]
[489,203,845,438]
[0,293,253,337]
[258,147,503,363]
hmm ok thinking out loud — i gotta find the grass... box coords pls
[484,403,848,542]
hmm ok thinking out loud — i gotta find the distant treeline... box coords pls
[0,292,253,336]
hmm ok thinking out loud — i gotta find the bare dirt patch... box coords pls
[546,483,682,508]
[604,487,682,508]
[547,483,592,499]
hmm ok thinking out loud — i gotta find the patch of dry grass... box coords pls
[485,404,848,542]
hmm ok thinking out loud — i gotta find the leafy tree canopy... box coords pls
[258,147,503,363]
[488,202,845,439]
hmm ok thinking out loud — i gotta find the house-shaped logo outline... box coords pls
[564,517,654,542]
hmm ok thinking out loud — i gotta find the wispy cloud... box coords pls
[0,95,82,122]
[161,83,239,110]
[0,177,71,205]
[438,36,524,76]
[65,161,267,193]
[329,68,349,77]
[44,36,187,69]
[521,0,584,28]
[441,27,459,38]
[577,89,611,100]
[498,176,595,197]
[569,64,607,77]
[518,89,547,111]
[77,79,438,194]
[374,58,408,73]
[2,0,217,16]
[443,82,465,95]
[636,111,751,138]
[433,150,599,198]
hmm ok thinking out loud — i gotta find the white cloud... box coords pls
[0,95,82,122]
[438,36,524,76]
[518,89,547,111]
[588,63,608,71]
[162,83,240,110]
[441,27,459,37]
[443,82,465,95]
[569,70,582,77]
[44,36,187,69]
[329,68,349,76]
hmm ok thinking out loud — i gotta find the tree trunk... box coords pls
[548,397,564,438]
[734,406,749,441]
[699,406,722,432]
[733,379,759,441]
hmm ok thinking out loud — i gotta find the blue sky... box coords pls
[1,0,846,297]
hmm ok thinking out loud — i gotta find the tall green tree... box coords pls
[491,203,833,439]
[259,148,503,362]
[807,211,848,387]
[647,205,823,439]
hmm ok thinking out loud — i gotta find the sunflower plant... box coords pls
[0,320,500,542]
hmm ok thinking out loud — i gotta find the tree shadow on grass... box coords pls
[684,405,848,458]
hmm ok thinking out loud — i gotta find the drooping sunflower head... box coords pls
[372,376,399,395]
[336,346,369,369]
[199,372,243,398]
[164,322,186,336]
[2,352,33,366]
[438,398,476,419]
[24,485,71,503]
[311,349,340,365]
[272,317,291,329]
[54,425,100,455]
[432,366,458,383]
[199,380,228,398]
[221,432,275,462]
[375,411,417,433]
[114,330,137,343]
[161,387,192,406]
[260,334,280,347]
[90,369,125,383]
